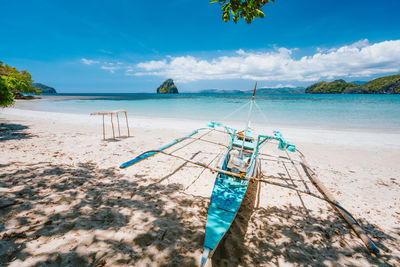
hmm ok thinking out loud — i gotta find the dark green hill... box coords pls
[305,74,400,94]
[305,80,359,94]
[354,74,400,94]
[157,79,178,94]
[31,83,57,93]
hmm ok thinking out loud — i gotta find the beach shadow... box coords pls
[102,138,122,142]
[0,122,34,142]
[211,177,259,266]
[102,135,133,142]
[210,203,396,266]
[247,205,398,266]
[0,161,206,266]
[207,159,397,267]
[0,161,398,266]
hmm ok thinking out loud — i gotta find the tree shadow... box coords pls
[0,161,207,266]
[207,156,398,266]
[212,178,259,267]
[0,161,398,266]
[0,122,35,142]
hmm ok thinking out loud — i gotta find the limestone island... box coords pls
[157,79,178,94]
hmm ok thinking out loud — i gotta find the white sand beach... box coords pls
[1,106,400,266]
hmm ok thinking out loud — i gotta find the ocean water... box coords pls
[14,93,400,132]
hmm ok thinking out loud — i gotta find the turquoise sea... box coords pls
[15,93,400,132]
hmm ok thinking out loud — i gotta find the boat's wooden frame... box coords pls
[120,123,380,264]
[119,84,380,264]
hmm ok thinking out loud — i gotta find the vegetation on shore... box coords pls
[157,79,179,94]
[0,61,38,107]
[305,80,359,94]
[305,74,400,94]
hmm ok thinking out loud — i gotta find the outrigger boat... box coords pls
[120,83,380,265]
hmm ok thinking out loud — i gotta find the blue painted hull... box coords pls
[201,146,257,265]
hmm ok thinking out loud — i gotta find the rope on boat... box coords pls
[187,137,229,148]
[253,100,270,125]
[122,127,380,256]
[155,148,380,255]
[285,150,312,193]
[221,101,251,121]
[184,151,222,191]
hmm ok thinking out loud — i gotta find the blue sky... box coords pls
[1,0,400,93]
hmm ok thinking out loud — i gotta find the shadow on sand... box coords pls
[210,164,396,266]
[0,161,398,266]
[0,122,35,142]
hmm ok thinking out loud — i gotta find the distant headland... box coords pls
[31,83,57,94]
[305,73,400,94]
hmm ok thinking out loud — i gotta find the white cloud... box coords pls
[99,49,113,54]
[101,65,120,73]
[265,84,296,88]
[134,39,400,82]
[81,58,99,65]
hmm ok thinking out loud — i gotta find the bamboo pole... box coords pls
[155,149,380,255]
[124,111,130,137]
[188,137,228,148]
[285,150,311,193]
[299,155,380,255]
[116,112,121,136]
[110,113,115,139]
[102,114,105,140]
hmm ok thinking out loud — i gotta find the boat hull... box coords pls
[201,147,258,265]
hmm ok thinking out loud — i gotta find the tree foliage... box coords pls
[305,74,400,94]
[0,76,15,107]
[0,61,38,107]
[359,73,400,94]
[210,0,275,24]
[305,80,359,94]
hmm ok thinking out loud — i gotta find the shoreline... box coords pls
[2,106,400,149]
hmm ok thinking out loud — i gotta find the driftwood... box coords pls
[90,110,130,140]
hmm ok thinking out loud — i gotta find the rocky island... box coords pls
[157,79,178,94]
[306,73,400,94]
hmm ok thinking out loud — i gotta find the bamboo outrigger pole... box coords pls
[162,148,380,255]
[298,152,380,255]
[132,146,380,255]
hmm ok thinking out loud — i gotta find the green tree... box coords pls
[0,76,15,107]
[210,0,275,24]
[0,60,38,107]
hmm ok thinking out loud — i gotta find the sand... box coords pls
[1,106,399,266]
